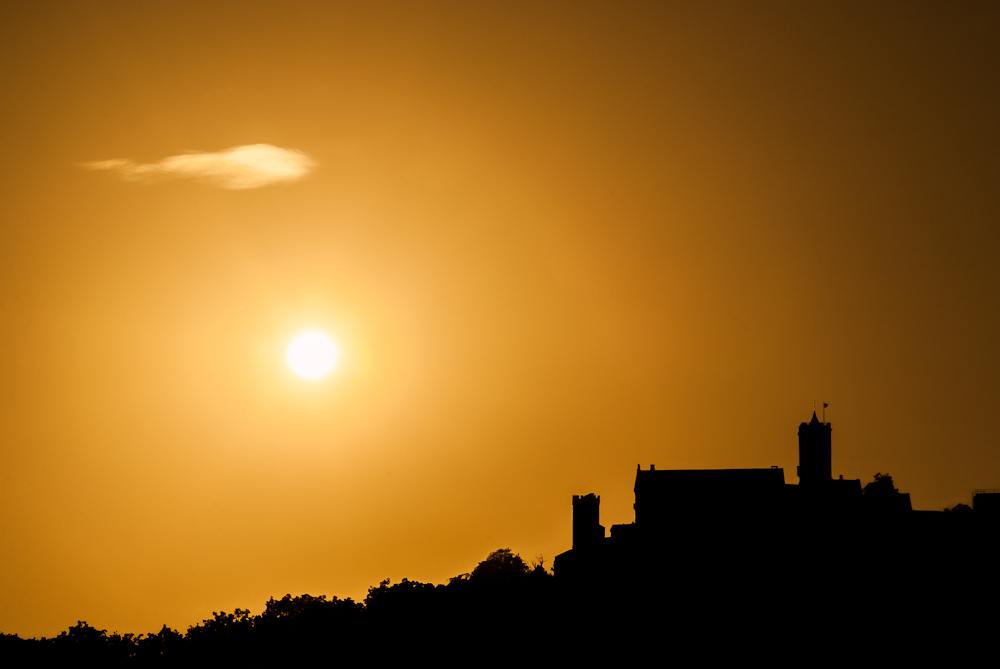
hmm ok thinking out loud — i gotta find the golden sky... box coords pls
[1,1,998,637]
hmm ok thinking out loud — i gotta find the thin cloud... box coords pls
[81,144,315,189]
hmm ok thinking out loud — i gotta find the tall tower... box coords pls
[797,411,832,486]
[572,493,605,550]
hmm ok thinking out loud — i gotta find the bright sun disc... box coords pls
[287,331,340,379]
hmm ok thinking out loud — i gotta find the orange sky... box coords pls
[1,1,999,637]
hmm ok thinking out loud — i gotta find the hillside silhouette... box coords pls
[3,412,999,663]
[0,548,559,665]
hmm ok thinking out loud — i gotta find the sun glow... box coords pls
[287,331,340,379]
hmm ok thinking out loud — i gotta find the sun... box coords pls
[287,331,340,379]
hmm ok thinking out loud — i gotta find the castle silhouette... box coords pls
[554,411,997,585]
[4,410,995,662]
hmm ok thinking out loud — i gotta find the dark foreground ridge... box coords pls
[3,412,998,663]
[1,548,561,665]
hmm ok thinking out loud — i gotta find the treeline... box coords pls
[0,549,562,665]
[4,539,998,663]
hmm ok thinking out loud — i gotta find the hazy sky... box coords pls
[2,1,998,637]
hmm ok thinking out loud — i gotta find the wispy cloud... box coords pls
[81,144,315,190]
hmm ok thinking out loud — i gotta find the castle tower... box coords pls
[572,493,605,550]
[797,411,832,486]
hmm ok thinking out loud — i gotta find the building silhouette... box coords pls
[553,411,991,587]
[974,489,1000,514]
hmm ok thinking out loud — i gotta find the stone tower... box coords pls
[572,493,605,550]
[797,411,832,486]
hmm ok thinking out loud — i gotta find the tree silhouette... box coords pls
[861,472,911,513]
[945,502,973,513]
[863,473,898,498]
[469,547,529,584]
[134,624,183,663]
[184,609,255,662]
